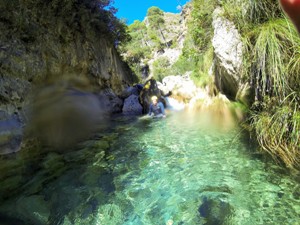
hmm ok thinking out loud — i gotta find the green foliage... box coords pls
[244,18,300,99]
[189,0,300,168]
[0,0,129,45]
[147,6,165,29]
[152,57,170,81]
[249,95,300,168]
[190,0,218,52]
[222,0,283,30]
[146,6,167,44]
[169,55,196,76]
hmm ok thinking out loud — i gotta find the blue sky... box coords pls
[113,0,190,24]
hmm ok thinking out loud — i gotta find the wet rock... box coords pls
[198,196,234,225]
[139,78,163,114]
[0,112,23,155]
[0,175,23,201]
[41,152,65,172]
[98,88,124,114]
[120,85,140,99]
[93,140,110,151]
[122,94,143,115]
[63,149,94,163]
[15,195,50,225]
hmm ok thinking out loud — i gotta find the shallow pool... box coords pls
[0,111,299,225]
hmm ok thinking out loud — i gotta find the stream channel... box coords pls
[0,110,299,225]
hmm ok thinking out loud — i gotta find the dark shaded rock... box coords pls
[139,78,163,114]
[98,88,124,114]
[0,112,23,155]
[198,196,234,225]
[120,86,140,99]
[122,94,143,115]
[0,213,31,225]
[141,64,150,80]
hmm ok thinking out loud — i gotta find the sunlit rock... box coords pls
[165,97,185,111]
[212,7,243,100]
[161,73,197,101]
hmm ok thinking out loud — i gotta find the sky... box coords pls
[113,0,190,24]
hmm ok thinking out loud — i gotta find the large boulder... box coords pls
[212,7,243,100]
[119,85,142,99]
[0,111,22,155]
[122,94,143,115]
[98,88,124,114]
[161,74,197,101]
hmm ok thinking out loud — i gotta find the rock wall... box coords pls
[211,7,254,106]
[0,1,137,153]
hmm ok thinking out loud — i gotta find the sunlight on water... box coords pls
[0,111,299,225]
[104,111,300,225]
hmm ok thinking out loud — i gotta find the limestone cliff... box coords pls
[0,0,136,153]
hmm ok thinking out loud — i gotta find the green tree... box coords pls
[128,20,149,47]
[146,6,167,45]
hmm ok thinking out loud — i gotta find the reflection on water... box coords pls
[0,111,299,225]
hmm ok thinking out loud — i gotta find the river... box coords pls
[0,111,299,225]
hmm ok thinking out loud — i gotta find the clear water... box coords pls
[0,111,300,225]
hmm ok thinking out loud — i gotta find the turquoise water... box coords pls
[0,111,300,224]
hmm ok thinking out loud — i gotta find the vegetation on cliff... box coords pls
[189,0,300,168]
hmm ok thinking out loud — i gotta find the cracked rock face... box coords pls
[212,7,243,100]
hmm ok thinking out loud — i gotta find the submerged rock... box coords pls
[16,195,50,225]
[0,195,50,225]
[198,195,234,225]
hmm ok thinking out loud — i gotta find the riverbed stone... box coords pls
[41,152,65,172]
[0,175,23,201]
[198,195,234,224]
[15,195,50,225]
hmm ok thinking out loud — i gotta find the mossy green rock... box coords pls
[16,195,50,225]
[41,152,64,172]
